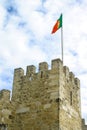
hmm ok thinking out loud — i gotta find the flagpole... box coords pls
[51,13,64,63]
[61,15,63,64]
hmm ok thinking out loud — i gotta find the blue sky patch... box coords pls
[18,22,27,28]
[69,50,78,56]
[36,8,47,15]
[6,5,18,15]
[2,0,18,16]
[76,0,82,4]
[42,0,46,3]
[36,0,47,15]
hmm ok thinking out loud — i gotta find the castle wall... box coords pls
[82,119,87,130]
[59,64,82,130]
[10,58,82,130]
[0,89,12,129]
[11,59,61,130]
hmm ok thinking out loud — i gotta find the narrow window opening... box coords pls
[0,124,7,130]
[29,74,32,81]
[29,77,32,81]
[41,71,43,78]
[70,91,72,105]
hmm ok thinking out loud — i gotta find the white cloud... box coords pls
[0,4,6,28]
[0,0,87,123]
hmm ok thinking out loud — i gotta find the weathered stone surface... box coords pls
[82,119,87,130]
[16,107,30,114]
[0,58,84,130]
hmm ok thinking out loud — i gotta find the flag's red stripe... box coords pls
[51,21,58,34]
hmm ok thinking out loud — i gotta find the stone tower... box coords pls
[10,58,82,130]
[0,89,11,130]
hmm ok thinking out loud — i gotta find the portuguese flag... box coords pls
[51,14,62,34]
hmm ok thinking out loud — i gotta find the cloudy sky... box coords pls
[0,0,87,123]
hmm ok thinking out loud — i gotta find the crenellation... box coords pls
[51,58,63,70]
[69,72,75,82]
[12,68,24,102]
[63,66,69,78]
[74,78,80,88]
[0,89,10,100]
[82,119,87,130]
[14,68,24,80]
[0,58,83,130]
[26,65,36,76]
[39,62,48,71]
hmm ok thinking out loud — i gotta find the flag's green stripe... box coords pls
[57,14,62,29]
